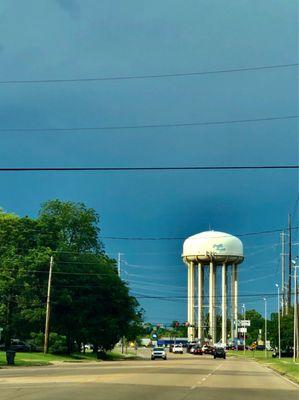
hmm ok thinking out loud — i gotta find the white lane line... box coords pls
[194,363,223,387]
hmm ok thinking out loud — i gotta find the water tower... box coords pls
[182,231,244,344]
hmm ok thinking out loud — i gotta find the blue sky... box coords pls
[0,1,298,324]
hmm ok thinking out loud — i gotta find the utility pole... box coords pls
[293,263,298,362]
[275,284,281,359]
[44,256,54,354]
[242,304,246,357]
[117,252,125,353]
[281,232,286,316]
[288,214,292,312]
[263,298,267,359]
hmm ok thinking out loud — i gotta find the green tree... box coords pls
[244,309,264,345]
[0,200,142,353]
[268,308,294,349]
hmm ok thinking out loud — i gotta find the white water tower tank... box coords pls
[182,230,244,265]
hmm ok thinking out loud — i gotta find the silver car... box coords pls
[151,347,167,360]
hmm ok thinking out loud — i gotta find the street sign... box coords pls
[238,320,251,327]
[238,327,247,333]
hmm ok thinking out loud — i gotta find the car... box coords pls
[213,347,226,359]
[203,345,214,354]
[172,344,184,354]
[9,340,32,352]
[151,347,167,360]
[187,342,198,353]
[193,346,203,355]
[272,348,293,358]
[84,344,94,351]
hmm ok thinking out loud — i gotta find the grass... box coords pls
[227,350,299,384]
[0,347,139,367]
[0,351,80,367]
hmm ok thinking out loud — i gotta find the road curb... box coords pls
[253,359,299,388]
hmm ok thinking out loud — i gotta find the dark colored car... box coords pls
[0,340,33,352]
[213,347,226,359]
[272,348,293,358]
[9,340,33,352]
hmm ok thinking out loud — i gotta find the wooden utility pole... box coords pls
[44,256,54,354]
[281,232,286,316]
[288,214,292,312]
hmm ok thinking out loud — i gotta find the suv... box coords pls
[213,347,226,359]
[151,347,167,360]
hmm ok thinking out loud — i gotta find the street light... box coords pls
[242,304,246,357]
[275,284,281,359]
[263,298,267,359]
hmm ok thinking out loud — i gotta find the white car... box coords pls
[151,347,167,360]
[172,345,184,354]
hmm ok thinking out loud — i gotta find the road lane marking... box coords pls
[192,362,224,388]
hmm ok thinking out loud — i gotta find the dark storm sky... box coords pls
[0,1,298,323]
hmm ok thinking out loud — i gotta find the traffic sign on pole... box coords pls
[238,320,251,327]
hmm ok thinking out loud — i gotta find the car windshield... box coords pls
[154,348,164,351]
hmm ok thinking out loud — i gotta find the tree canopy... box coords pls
[0,200,142,352]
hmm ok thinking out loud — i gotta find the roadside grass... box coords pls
[0,347,138,367]
[0,351,80,367]
[227,350,299,384]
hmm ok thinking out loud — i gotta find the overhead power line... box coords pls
[103,226,299,241]
[0,62,297,85]
[1,115,297,132]
[0,165,298,173]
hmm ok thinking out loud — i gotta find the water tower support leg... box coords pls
[232,264,238,338]
[222,263,227,344]
[209,262,216,343]
[188,262,195,340]
[198,263,204,339]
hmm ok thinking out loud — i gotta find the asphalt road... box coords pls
[0,353,298,400]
